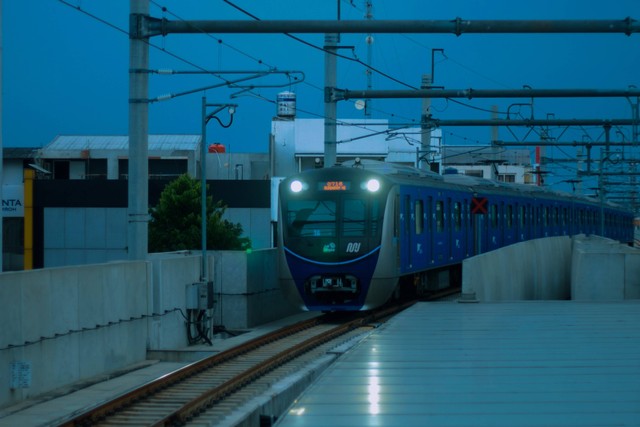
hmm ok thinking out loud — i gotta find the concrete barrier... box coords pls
[461,236,572,301]
[0,261,149,409]
[211,249,300,331]
[571,236,640,300]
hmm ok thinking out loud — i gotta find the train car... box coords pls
[277,159,634,311]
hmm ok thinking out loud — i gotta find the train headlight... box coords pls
[290,180,304,193]
[365,178,381,192]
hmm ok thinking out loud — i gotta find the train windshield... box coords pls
[283,194,383,262]
[287,200,338,237]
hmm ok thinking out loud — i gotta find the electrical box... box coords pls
[186,282,214,310]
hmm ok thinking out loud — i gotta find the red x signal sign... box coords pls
[471,197,488,215]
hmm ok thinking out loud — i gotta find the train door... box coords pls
[401,193,412,271]
[413,197,429,271]
[487,202,499,251]
[428,196,434,264]
[464,198,472,257]
[471,197,488,255]
[433,197,447,265]
[450,198,465,261]
[504,202,515,246]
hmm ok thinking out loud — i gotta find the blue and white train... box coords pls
[277,160,634,311]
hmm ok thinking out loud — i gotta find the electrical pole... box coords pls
[420,75,432,171]
[0,0,3,272]
[324,33,339,168]
[364,1,373,118]
[129,0,150,260]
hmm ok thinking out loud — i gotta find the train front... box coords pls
[278,166,390,311]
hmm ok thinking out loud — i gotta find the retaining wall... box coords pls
[462,235,640,302]
[0,249,298,410]
[461,236,572,301]
[571,236,640,300]
[0,261,150,409]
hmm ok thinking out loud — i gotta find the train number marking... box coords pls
[346,242,362,253]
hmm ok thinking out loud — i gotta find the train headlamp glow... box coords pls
[290,180,304,193]
[365,179,381,192]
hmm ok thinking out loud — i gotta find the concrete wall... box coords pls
[462,236,573,301]
[0,248,302,409]
[211,249,299,330]
[571,236,640,300]
[0,261,149,409]
[147,252,214,350]
[462,235,640,302]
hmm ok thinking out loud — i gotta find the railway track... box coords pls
[59,300,416,427]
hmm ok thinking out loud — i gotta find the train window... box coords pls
[490,204,498,228]
[393,196,399,238]
[454,201,461,231]
[286,200,336,237]
[343,199,366,237]
[404,196,411,236]
[436,200,444,232]
[507,204,513,228]
[519,205,525,228]
[428,197,434,233]
[554,207,559,226]
[415,200,424,234]
[562,207,568,226]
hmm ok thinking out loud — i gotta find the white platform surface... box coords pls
[276,301,640,427]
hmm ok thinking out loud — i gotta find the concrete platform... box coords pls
[276,301,640,427]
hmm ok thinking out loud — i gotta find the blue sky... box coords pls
[3,1,639,188]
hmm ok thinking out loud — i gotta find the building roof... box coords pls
[3,147,38,160]
[44,135,201,152]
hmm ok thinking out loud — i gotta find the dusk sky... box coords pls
[3,1,639,187]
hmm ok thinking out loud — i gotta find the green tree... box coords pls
[149,174,251,252]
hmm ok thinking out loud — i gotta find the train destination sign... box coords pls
[320,181,350,191]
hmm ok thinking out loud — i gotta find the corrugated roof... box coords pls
[3,147,38,159]
[46,135,201,152]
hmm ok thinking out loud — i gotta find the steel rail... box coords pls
[59,315,325,426]
[163,299,417,425]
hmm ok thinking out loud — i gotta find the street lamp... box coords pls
[201,97,238,283]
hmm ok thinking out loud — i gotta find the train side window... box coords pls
[393,195,399,238]
[404,195,411,236]
[542,206,548,227]
[507,204,513,228]
[518,205,525,228]
[415,200,424,234]
[490,204,498,228]
[428,196,434,233]
[436,200,444,232]
[454,201,461,231]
